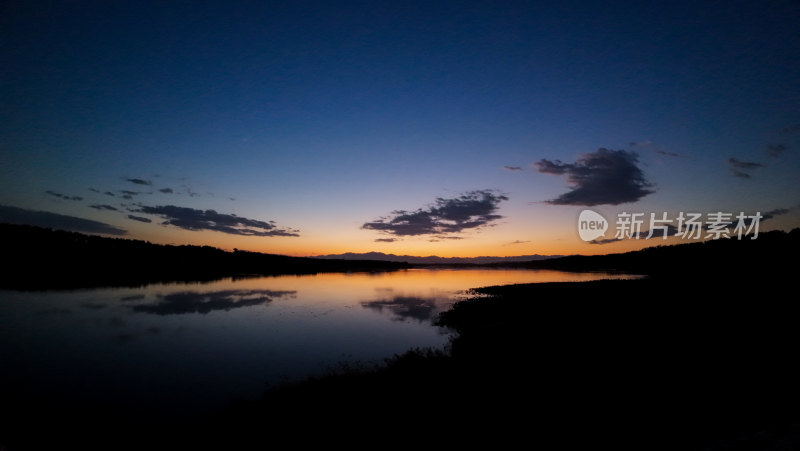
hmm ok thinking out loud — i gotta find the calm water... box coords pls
[0,268,635,418]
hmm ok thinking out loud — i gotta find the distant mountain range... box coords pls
[312,252,562,265]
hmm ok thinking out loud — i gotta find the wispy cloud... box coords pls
[766,144,787,158]
[629,140,687,158]
[728,158,764,178]
[506,240,531,245]
[159,188,174,194]
[0,205,126,235]
[45,190,83,201]
[655,149,687,158]
[133,205,300,237]
[534,148,654,206]
[89,204,119,211]
[127,215,152,223]
[779,124,800,134]
[362,190,508,237]
[375,238,398,242]
[503,166,523,171]
[124,178,153,186]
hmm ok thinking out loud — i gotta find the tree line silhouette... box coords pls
[0,223,408,290]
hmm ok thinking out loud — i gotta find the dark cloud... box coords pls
[159,188,174,194]
[655,150,687,158]
[133,204,300,237]
[0,205,127,235]
[779,124,800,134]
[131,289,295,315]
[588,237,623,245]
[534,148,654,206]
[127,215,152,223]
[45,190,83,201]
[503,166,523,171]
[629,141,686,158]
[375,238,398,242]
[362,190,508,237]
[762,208,790,221]
[361,296,439,322]
[728,158,764,178]
[506,240,531,245]
[766,144,787,158]
[120,294,146,302]
[125,178,153,186]
[728,158,763,169]
[104,191,115,197]
[89,188,100,193]
[89,204,119,211]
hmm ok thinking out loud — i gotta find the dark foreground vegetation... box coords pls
[1,228,799,449]
[0,223,408,289]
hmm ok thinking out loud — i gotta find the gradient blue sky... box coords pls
[2,0,799,256]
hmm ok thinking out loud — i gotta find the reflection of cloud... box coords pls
[534,148,654,206]
[0,205,127,235]
[362,190,508,237]
[45,190,83,201]
[361,296,439,322]
[728,158,764,178]
[133,205,300,237]
[131,289,296,315]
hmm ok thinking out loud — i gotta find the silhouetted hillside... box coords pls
[0,223,408,290]
[494,228,800,278]
[313,251,561,264]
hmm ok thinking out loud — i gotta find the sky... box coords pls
[2,0,799,257]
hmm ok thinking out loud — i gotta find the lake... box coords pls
[0,268,636,419]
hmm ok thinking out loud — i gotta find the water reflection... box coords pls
[0,268,637,423]
[361,296,439,322]
[130,289,296,315]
